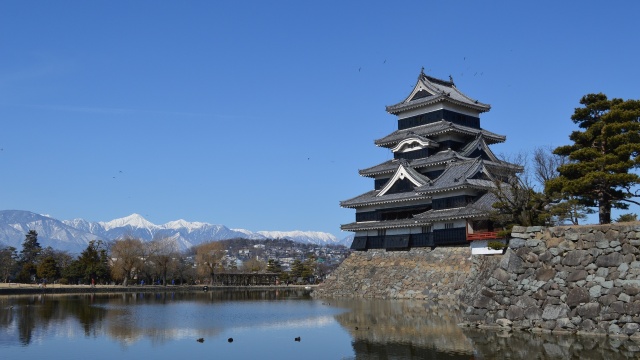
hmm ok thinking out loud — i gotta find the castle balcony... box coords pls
[466,231,503,241]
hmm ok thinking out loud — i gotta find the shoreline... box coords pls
[0,283,317,296]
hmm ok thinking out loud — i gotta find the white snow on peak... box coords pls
[63,218,88,226]
[231,228,263,237]
[99,213,159,231]
[162,219,208,231]
[257,230,338,244]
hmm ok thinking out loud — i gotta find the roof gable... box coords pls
[460,135,499,162]
[410,89,434,101]
[386,69,491,115]
[378,163,429,197]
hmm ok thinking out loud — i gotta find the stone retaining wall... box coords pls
[463,223,640,339]
[313,246,473,301]
[314,223,640,338]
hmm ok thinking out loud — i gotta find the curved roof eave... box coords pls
[374,124,506,148]
[340,195,431,209]
[386,95,491,115]
[358,151,466,177]
[359,169,395,177]
[341,218,433,231]
[415,212,488,223]
[416,180,495,195]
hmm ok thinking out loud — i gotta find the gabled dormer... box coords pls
[463,158,495,183]
[378,162,429,196]
[390,134,438,161]
[460,134,499,162]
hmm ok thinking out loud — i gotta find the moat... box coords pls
[1,289,639,359]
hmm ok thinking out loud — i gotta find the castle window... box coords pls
[444,223,454,229]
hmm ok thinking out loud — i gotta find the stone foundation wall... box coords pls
[313,246,473,301]
[464,223,640,339]
[315,223,640,338]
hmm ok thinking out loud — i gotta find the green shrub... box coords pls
[487,241,507,251]
[616,213,638,223]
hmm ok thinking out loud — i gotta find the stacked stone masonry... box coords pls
[312,247,472,301]
[465,223,640,339]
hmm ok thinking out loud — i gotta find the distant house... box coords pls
[341,69,519,251]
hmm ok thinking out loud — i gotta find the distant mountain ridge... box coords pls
[0,210,351,253]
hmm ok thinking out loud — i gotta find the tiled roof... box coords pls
[340,189,430,208]
[401,163,430,186]
[359,159,398,176]
[341,191,499,230]
[359,150,462,177]
[459,135,499,161]
[343,157,501,207]
[340,217,431,231]
[374,120,505,147]
[358,149,515,178]
[386,72,490,114]
[411,149,467,167]
[415,158,494,194]
[412,192,499,222]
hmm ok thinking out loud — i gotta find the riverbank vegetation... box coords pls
[0,230,343,286]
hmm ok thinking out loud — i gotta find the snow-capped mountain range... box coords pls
[0,210,352,253]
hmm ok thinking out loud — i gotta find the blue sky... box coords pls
[1,1,638,239]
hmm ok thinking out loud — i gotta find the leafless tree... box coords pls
[110,237,145,286]
[534,146,593,225]
[533,146,566,185]
[147,238,180,286]
[241,257,266,273]
[490,151,550,227]
[195,241,226,285]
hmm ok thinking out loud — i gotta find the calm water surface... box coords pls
[0,289,639,359]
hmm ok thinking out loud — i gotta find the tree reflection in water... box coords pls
[1,291,640,359]
[0,289,313,346]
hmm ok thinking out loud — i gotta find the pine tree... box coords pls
[290,259,304,280]
[547,94,640,224]
[266,259,282,273]
[20,230,41,264]
[76,240,111,284]
[17,230,42,282]
[37,256,59,283]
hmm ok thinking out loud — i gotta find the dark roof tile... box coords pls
[374,120,505,147]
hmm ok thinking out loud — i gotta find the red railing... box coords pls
[467,231,503,241]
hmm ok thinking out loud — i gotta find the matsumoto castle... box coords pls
[341,69,518,253]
